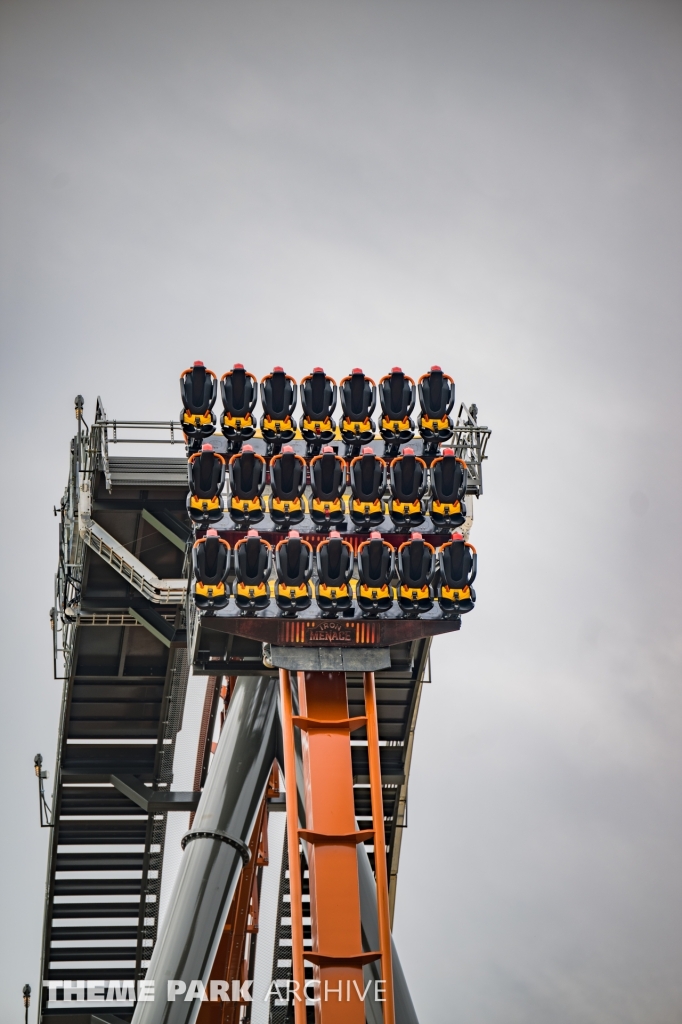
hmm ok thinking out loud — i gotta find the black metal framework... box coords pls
[39,408,191,1023]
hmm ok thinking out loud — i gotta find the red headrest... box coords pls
[242,444,254,453]
[370,531,382,540]
[247,529,259,538]
[288,530,300,539]
[410,531,423,541]
[451,532,464,542]
[391,366,402,373]
[403,447,414,456]
[201,443,213,452]
[273,365,284,373]
[206,529,218,537]
[282,445,294,453]
[329,530,340,538]
[442,447,454,456]
[362,446,374,455]
[322,445,335,454]
[313,366,324,373]
[193,360,204,368]
[351,367,363,375]
[233,362,244,370]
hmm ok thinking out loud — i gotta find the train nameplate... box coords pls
[277,619,378,646]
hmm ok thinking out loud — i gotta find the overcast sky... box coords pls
[1,1,681,1021]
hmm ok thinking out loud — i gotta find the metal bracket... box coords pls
[109,775,200,812]
[181,828,251,865]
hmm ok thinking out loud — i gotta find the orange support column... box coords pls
[279,669,308,1024]
[364,671,396,1024]
[295,671,380,1024]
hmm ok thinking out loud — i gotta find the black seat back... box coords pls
[431,451,467,503]
[341,370,376,422]
[277,535,311,587]
[317,535,353,586]
[301,370,336,420]
[221,365,257,417]
[189,447,224,498]
[181,362,217,414]
[193,534,229,585]
[397,537,433,588]
[419,367,454,420]
[261,368,296,419]
[311,450,345,501]
[351,451,386,502]
[271,450,305,502]
[440,538,475,589]
[359,537,393,587]
[236,535,270,586]
[391,451,425,503]
[380,369,415,421]
[230,448,265,500]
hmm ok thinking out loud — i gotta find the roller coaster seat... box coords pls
[315,531,354,617]
[234,531,272,614]
[418,365,455,446]
[260,366,297,445]
[437,533,477,617]
[357,531,394,617]
[340,368,376,445]
[429,448,467,529]
[299,368,337,451]
[309,446,346,529]
[228,445,266,525]
[187,444,226,524]
[379,367,416,445]
[396,532,435,616]
[388,447,427,528]
[220,364,257,443]
[349,447,387,528]
[269,446,306,529]
[180,361,217,442]
[192,530,231,611]
[275,531,313,615]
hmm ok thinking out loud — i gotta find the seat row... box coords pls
[187,443,468,531]
[192,529,477,620]
[180,362,457,455]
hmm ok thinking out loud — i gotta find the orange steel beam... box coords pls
[364,671,396,1024]
[279,669,307,1024]
[296,670,381,1024]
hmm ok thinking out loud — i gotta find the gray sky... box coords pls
[1,0,681,1021]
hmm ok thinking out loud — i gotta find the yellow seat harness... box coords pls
[230,494,262,513]
[400,584,430,601]
[189,494,221,512]
[358,583,390,600]
[262,415,293,433]
[352,497,382,515]
[278,581,309,599]
[223,412,253,429]
[432,499,461,515]
[270,496,303,514]
[382,415,411,432]
[183,408,213,427]
[194,580,226,599]
[236,580,268,599]
[420,413,450,431]
[317,582,350,600]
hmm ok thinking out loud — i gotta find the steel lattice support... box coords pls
[280,668,395,1024]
